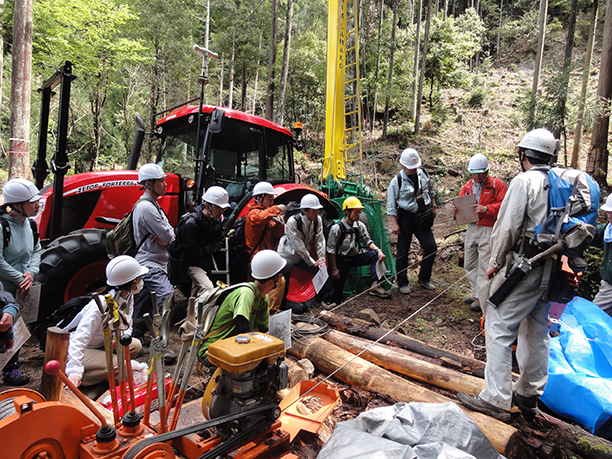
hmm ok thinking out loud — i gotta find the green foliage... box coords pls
[467,86,488,109]
[424,9,485,104]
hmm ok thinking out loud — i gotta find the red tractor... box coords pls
[32,62,336,335]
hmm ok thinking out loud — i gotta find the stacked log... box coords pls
[295,312,612,459]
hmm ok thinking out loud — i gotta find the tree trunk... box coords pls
[414,0,432,136]
[265,0,279,121]
[319,311,488,377]
[382,0,399,137]
[528,0,548,128]
[552,0,577,157]
[370,0,385,132]
[252,30,264,114]
[289,336,517,455]
[9,0,34,180]
[275,0,294,125]
[496,0,503,58]
[411,0,423,121]
[571,0,598,169]
[323,329,486,395]
[241,66,248,112]
[218,55,224,106]
[0,0,4,158]
[228,38,235,109]
[587,0,612,186]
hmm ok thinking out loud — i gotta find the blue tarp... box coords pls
[542,296,612,437]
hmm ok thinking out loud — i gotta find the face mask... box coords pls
[131,279,144,295]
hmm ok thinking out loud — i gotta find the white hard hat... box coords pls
[138,163,166,183]
[300,194,323,210]
[2,178,40,204]
[399,148,421,169]
[202,186,230,208]
[467,154,489,174]
[106,255,149,286]
[602,195,612,212]
[517,128,559,160]
[251,249,286,280]
[252,181,275,197]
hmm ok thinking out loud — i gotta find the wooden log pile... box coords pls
[289,311,612,459]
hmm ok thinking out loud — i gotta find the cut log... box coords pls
[289,336,516,454]
[323,329,485,395]
[285,357,308,388]
[40,327,70,401]
[319,311,487,378]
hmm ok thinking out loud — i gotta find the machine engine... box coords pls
[203,333,288,436]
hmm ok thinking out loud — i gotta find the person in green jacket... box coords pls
[198,250,286,361]
[591,194,612,317]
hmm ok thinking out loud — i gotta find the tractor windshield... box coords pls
[159,115,294,190]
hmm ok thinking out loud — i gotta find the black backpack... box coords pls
[228,215,268,284]
[168,212,196,285]
[33,290,106,350]
[0,215,39,249]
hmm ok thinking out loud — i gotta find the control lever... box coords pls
[45,360,117,445]
[119,334,142,430]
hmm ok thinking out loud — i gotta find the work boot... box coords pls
[512,390,539,422]
[369,282,392,298]
[163,348,178,365]
[464,296,476,304]
[457,391,511,422]
[399,285,411,294]
[3,368,30,386]
[419,279,436,290]
[470,299,482,312]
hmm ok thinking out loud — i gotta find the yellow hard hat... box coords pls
[342,196,364,210]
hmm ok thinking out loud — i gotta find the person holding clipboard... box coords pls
[452,154,507,311]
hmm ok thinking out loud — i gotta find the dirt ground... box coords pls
[8,198,489,459]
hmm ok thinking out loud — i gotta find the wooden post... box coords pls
[40,327,70,401]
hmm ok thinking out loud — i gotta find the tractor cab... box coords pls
[154,105,296,208]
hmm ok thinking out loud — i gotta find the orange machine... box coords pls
[0,333,338,459]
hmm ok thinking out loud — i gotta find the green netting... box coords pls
[331,196,395,297]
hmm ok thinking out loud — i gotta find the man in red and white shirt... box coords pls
[453,154,507,311]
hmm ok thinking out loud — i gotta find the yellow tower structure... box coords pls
[322,0,363,182]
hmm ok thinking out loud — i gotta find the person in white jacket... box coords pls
[278,194,326,274]
[65,256,148,388]
[457,128,558,423]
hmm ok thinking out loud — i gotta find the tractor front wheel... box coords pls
[35,229,109,329]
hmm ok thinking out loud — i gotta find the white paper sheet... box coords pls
[269,309,292,350]
[376,259,388,279]
[312,267,329,294]
[17,283,41,324]
[0,317,31,371]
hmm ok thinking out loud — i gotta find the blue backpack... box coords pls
[535,167,600,258]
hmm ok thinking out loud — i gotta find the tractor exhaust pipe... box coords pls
[127,115,145,170]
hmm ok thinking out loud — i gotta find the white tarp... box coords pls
[317,402,505,459]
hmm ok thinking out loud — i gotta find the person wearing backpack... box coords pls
[452,154,507,312]
[0,178,41,386]
[197,250,286,361]
[591,194,612,318]
[327,197,390,305]
[277,194,326,275]
[457,128,559,424]
[387,148,438,294]
[130,163,176,363]
[172,186,229,299]
[64,255,148,388]
[245,181,289,311]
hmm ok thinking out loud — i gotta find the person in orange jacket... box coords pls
[453,154,507,311]
[245,181,291,311]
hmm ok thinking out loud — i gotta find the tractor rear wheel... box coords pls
[35,229,109,330]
